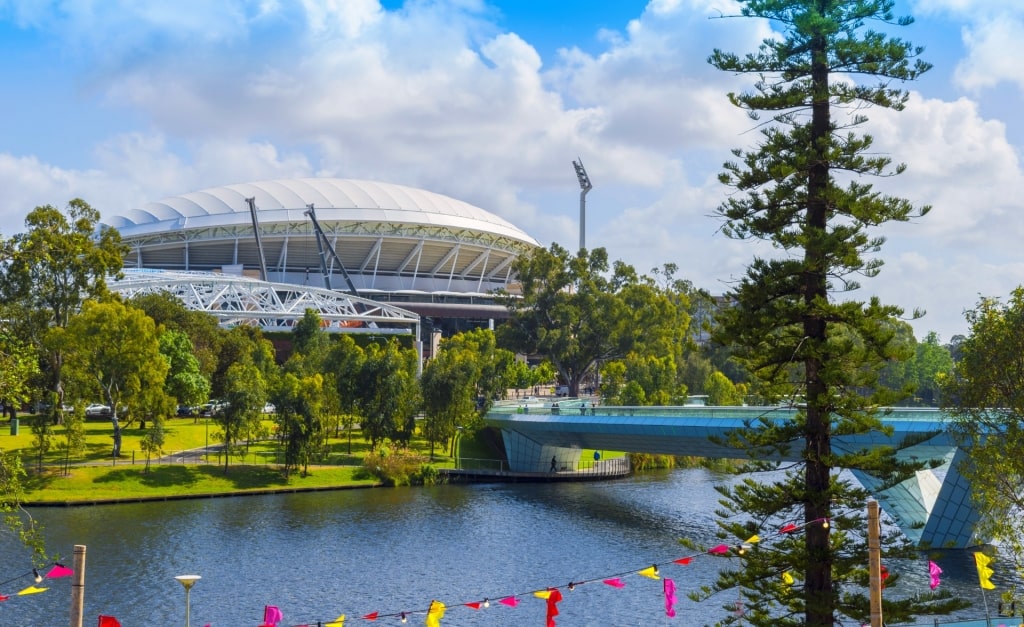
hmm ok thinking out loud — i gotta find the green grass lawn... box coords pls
[24,464,377,502]
[2,413,509,503]
[3,413,623,503]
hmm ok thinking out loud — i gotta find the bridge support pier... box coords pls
[501,430,582,473]
[852,447,980,549]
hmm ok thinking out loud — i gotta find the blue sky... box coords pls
[1,0,1022,341]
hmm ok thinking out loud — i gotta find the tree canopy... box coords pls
[0,200,125,416]
[943,288,1024,579]
[704,1,962,624]
[499,245,694,400]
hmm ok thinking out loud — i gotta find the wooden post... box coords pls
[70,544,86,627]
[868,500,883,627]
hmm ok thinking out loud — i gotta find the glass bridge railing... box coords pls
[487,400,950,423]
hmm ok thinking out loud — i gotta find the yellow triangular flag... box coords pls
[782,571,794,586]
[638,566,660,580]
[974,552,996,590]
[17,586,48,595]
[425,600,445,627]
[533,590,552,599]
[745,535,760,544]
[325,615,345,627]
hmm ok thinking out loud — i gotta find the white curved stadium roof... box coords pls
[107,178,537,245]
[105,178,539,297]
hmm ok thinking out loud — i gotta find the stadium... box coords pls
[103,178,541,346]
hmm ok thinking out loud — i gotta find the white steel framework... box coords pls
[110,269,420,336]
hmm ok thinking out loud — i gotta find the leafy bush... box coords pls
[362,449,435,486]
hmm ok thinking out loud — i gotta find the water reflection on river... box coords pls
[0,469,1006,626]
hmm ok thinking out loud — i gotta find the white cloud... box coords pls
[3,0,1024,341]
[953,15,1024,92]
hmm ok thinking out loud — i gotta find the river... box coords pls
[0,469,1010,626]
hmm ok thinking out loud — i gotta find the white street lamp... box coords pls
[174,574,201,627]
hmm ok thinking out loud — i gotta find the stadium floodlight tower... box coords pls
[572,157,592,252]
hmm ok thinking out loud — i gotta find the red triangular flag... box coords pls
[545,588,563,627]
[362,611,379,620]
[465,602,481,610]
[780,523,799,533]
[98,616,121,627]
[673,557,692,565]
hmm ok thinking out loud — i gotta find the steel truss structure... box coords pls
[110,269,420,336]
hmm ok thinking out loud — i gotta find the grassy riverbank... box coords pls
[4,414,498,504]
[24,464,377,503]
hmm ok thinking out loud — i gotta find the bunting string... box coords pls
[272,518,841,626]
[0,521,974,626]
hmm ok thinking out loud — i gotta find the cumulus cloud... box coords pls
[1,0,1023,340]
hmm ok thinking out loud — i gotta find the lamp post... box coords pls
[455,426,464,470]
[174,574,201,627]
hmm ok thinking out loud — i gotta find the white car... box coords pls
[85,403,112,418]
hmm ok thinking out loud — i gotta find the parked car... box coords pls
[555,385,570,397]
[85,403,112,418]
[176,405,198,417]
[200,400,228,416]
[262,403,276,414]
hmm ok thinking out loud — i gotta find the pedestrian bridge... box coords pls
[484,402,977,549]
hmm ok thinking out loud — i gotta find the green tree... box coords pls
[943,289,1024,578]
[275,371,327,476]
[0,200,125,423]
[0,331,46,561]
[325,335,366,453]
[131,291,221,380]
[420,351,475,456]
[139,417,165,472]
[499,245,678,397]
[0,450,47,564]
[704,2,962,624]
[356,340,420,451]
[0,331,38,419]
[420,329,512,456]
[218,362,267,473]
[911,331,953,406]
[292,308,330,364]
[59,301,171,456]
[159,329,211,411]
[704,371,745,406]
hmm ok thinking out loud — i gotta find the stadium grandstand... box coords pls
[103,178,541,351]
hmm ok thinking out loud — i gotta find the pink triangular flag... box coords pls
[499,596,519,608]
[45,565,73,578]
[263,605,283,626]
[708,544,730,555]
[603,578,626,588]
[664,578,677,618]
[929,560,942,590]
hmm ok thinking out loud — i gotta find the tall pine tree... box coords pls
[703,1,963,624]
